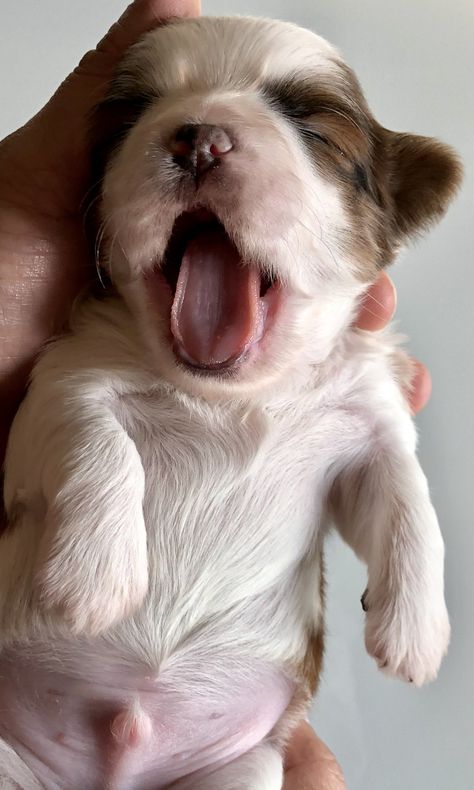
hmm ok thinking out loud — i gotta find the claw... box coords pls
[361,588,369,612]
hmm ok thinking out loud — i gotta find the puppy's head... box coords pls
[90,16,461,397]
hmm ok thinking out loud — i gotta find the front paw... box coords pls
[35,506,149,635]
[363,583,450,686]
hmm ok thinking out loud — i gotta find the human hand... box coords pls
[356,270,431,414]
[284,721,346,789]
[0,0,201,461]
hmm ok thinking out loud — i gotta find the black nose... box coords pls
[168,124,233,182]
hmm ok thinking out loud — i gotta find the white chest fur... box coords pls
[1,297,449,691]
[112,385,353,668]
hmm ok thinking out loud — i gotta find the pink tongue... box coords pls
[171,229,261,367]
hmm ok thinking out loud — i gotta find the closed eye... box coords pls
[298,125,347,158]
[298,127,331,146]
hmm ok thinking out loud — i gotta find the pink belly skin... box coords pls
[0,640,293,789]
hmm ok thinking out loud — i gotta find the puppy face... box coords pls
[91,17,460,397]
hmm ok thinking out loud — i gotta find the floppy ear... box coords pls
[381,130,462,247]
[387,132,462,238]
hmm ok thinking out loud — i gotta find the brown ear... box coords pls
[384,130,462,243]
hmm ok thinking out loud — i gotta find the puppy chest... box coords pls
[120,394,345,603]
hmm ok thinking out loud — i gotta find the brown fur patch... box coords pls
[262,63,462,279]
[379,129,463,245]
[301,623,325,696]
[269,553,326,752]
[300,558,326,696]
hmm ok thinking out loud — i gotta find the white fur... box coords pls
[172,741,283,789]
[0,15,450,789]
[0,301,449,787]
[118,17,340,98]
[0,740,42,790]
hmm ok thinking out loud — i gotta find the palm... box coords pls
[0,121,96,457]
[0,35,123,458]
[0,1,193,451]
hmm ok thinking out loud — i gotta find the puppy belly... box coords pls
[0,640,293,789]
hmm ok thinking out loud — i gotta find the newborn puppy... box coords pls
[0,16,461,790]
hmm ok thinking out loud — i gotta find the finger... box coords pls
[356,273,431,414]
[61,0,201,102]
[16,0,201,205]
[284,722,346,789]
[82,0,202,74]
[407,359,432,414]
[356,271,397,331]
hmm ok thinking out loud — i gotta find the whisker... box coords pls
[96,259,107,290]
[82,193,103,234]
[106,229,122,285]
[80,177,106,212]
[293,215,341,273]
[94,211,121,287]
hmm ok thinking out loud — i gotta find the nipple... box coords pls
[111,700,152,748]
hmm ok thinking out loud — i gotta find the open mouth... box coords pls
[155,209,280,372]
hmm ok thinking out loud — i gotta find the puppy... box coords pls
[0,16,461,790]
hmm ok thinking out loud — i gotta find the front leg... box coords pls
[4,377,147,636]
[331,402,449,686]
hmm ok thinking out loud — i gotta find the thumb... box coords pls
[284,722,346,790]
[75,0,202,95]
[6,0,200,204]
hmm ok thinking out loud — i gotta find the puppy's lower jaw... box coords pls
[144,211,282,375]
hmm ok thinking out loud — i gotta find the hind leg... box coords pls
[171,741,283,790]
[0,738,43,789]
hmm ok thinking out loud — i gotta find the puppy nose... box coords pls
[169,124,234,181]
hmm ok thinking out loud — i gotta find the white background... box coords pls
[1,1,473,788]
